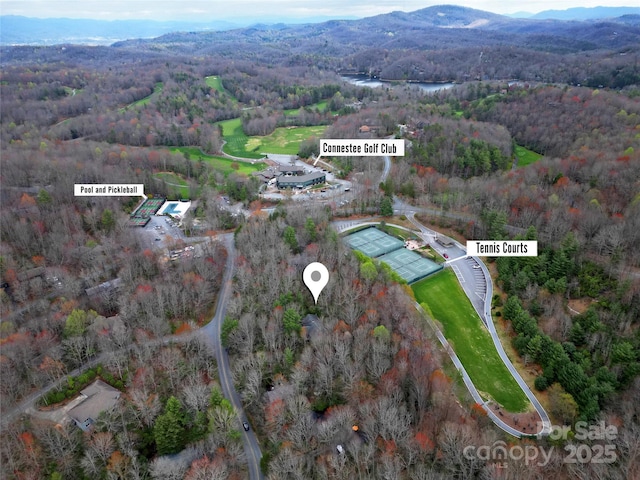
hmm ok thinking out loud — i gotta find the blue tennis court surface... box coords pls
[345,227,442,283]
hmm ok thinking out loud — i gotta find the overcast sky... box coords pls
[0,0,633,21]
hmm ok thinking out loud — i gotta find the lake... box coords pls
[341,75,455,93]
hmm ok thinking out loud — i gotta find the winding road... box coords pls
[201,233,264,479]
[335,215,550,437]
[334,153,551,438]
[1,232,264,479]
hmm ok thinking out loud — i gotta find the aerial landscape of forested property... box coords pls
[1,4,639,479]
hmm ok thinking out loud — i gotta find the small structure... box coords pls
[436,236,454,248]
[67,380,121,431]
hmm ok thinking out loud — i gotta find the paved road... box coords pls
[335,215,551,438]
[1,233,265,477]
[201,234,264,480]
[405,214,551,437]
[381,153,391,183]
[0,331,202,428]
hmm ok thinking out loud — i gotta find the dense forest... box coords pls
[1,6,640,478]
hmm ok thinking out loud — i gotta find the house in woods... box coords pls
[17,267,45,283]
[85,277,122,299]
[67,380,121,431]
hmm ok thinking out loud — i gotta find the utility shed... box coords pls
[67,380,121,431]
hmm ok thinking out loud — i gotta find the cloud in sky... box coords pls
[0,0,631,20]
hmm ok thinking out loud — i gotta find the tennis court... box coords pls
[129,197,165,227]
[345,226,442,283]
[133,198,165,218]
[378,248,443,283]
[129,217,150,227]
[344,227,404,258]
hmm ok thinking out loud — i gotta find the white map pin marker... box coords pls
[303,262,329,304]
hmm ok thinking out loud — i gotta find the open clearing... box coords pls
[412,270,530,412]
[514,144,543,167]
[169,147,265,176]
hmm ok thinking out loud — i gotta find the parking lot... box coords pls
[136,215,187,251]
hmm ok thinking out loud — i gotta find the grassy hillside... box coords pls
[413,270,531,412]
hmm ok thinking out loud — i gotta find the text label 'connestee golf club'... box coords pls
[467,241,538,257]
[320,139,404,156]
[74,184,145,196]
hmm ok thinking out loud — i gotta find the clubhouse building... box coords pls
[276,171,326,189]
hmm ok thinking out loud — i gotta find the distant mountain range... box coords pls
[2,5,638,87]
[0,16,240,45]
[0,14,355,46]
[528,6,640,20]
[107,4,640,56]
[2,4,639,62]
[1,6,639,46]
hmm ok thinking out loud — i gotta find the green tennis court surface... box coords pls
[345,227,442,283]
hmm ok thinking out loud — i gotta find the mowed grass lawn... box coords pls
[245,125,327,155]
[123,82,163,110]
[205,76,237,103]
[283,101,328,116]
[154,172,190,198]
[218,118,264,159]
[169,147,265,176]
[205,76,225,94]
[514,144,543,167]
[413,270,530,412]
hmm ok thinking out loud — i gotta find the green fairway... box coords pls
[205,76,237,102]
[218,118,326,157]
[169,147,265,176]
[245,125,327,155]
[205,76,225,93]
[283,101,328,116]
[154,172,190,198]
[514,145,543,167]
[125,82,163,110]
[218,118,264,159]
[413,270,530,412]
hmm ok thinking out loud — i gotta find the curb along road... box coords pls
[335,215,551,438]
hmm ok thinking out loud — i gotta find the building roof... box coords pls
[17,267,45,282]
[67,380,121,426]
[278,165,305,174]
[277,172,325,185]
[85,278,122,298]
